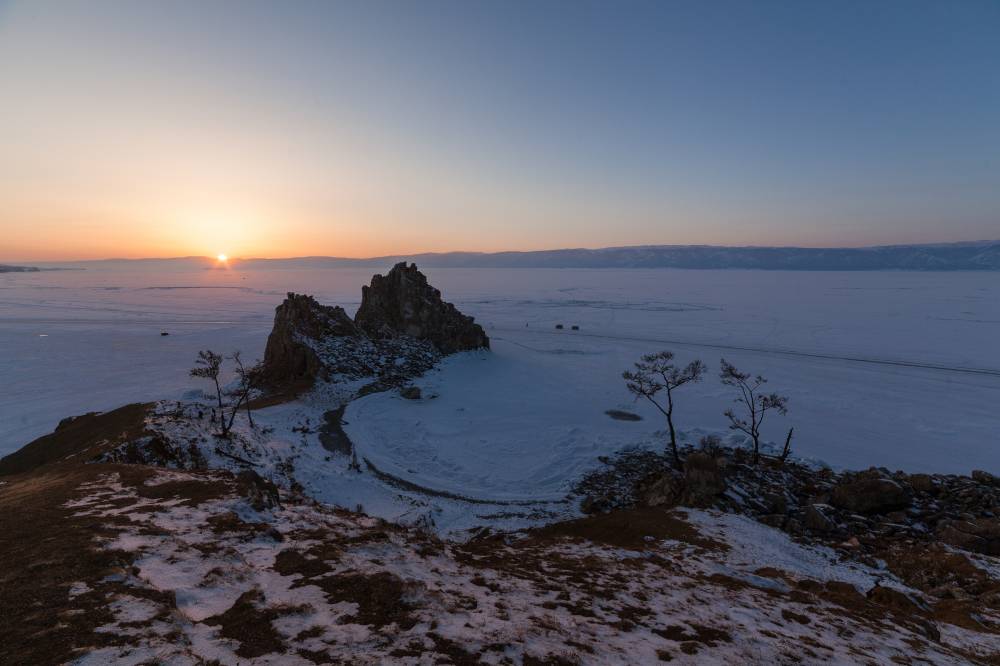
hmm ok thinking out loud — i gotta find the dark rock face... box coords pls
[681,453,726,507]
[354,263,489,354]
[637,470,683,508]
[631,453,725,510]
[908,473,937,494]
[262,293,360,385]
[830,477,911,515]
[260,267,486,389]
[803,504,836,532]
[936,518,1000,555]
[971,470,1000,488]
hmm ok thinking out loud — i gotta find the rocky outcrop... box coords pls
[354,263,489,353]
[681,452,727,507]
[261,267,487,388]
[262,293,360,385]
[636,470,682,509]
[830,476,911,514]
[936,518,1000,555]
[628,453,726,511]
[802,503,836,532]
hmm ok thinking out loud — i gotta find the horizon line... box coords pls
[8,238,1000,264]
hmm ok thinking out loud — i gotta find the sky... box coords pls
[1,0,998,261]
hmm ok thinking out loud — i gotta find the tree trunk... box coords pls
[226,394,246,434]
[665,388,680,467]
[213,379,228,437]
[779,427,794,463]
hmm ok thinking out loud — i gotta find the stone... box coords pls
[866,585,939,640]
[908,473,936,494]
[803,504,836,532]
[400,386,422,400]
[682,452,726,508]
[936,518,1000,555]
[761,492,788,515]
[758,514,786,528]
[867,584,923,613]
[580,495,612,514]
[236,470,281,512]
[830,477,911,514]
[262,293,360,385]
[637,471,683,508]
[354,263,489,354]
[972,470,1000,487]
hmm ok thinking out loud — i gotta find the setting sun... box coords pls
[217,254,228,262]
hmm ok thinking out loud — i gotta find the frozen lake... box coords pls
[2,263,999,474]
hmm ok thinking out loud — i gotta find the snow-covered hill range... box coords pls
[3,263,1000,664]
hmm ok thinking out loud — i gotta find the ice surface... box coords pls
[2,264,999,478]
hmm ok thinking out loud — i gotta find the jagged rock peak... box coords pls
[354,262,489,354]
[262,293,359,384]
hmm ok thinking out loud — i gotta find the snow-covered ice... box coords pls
[2,263,999,479]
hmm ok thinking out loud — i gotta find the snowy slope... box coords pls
[38,468,998,665]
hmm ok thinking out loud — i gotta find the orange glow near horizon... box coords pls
[2,2,999,262]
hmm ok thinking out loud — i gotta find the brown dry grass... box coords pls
[0,403,152,477]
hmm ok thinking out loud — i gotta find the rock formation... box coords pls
[830,475,911,514]
[262,293,359,385]
[354,263,489,353]
[261,265,485,388]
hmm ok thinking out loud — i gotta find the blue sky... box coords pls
[0,0,997,259]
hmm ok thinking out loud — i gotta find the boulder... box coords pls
[262,293,359,385]
[758,514,787,529]
[354,263,489,354]
[803,504,837,532]
[580,495,613,515]
[907,473,937,494]
[637,471,683,508]
[761,492,788,515]
[972,470,1000,487]
[830,477,911,515]
[400,386,422,400]
[682,453,726,508]
[868,584,917,610]
[936,518,1000,555]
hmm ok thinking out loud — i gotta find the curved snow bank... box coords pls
[343,340,655,502]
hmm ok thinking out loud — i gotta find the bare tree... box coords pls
[230,351,265,429]
[719,359,789,464]
[190,350,227,435]
[623,351,706,466]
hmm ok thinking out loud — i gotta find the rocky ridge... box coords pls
[354,262,489,353]
[576,444,1000,642]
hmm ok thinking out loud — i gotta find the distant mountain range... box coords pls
[237,241,1000,271]
[25,240,1000,271]
[0,265,40,273]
